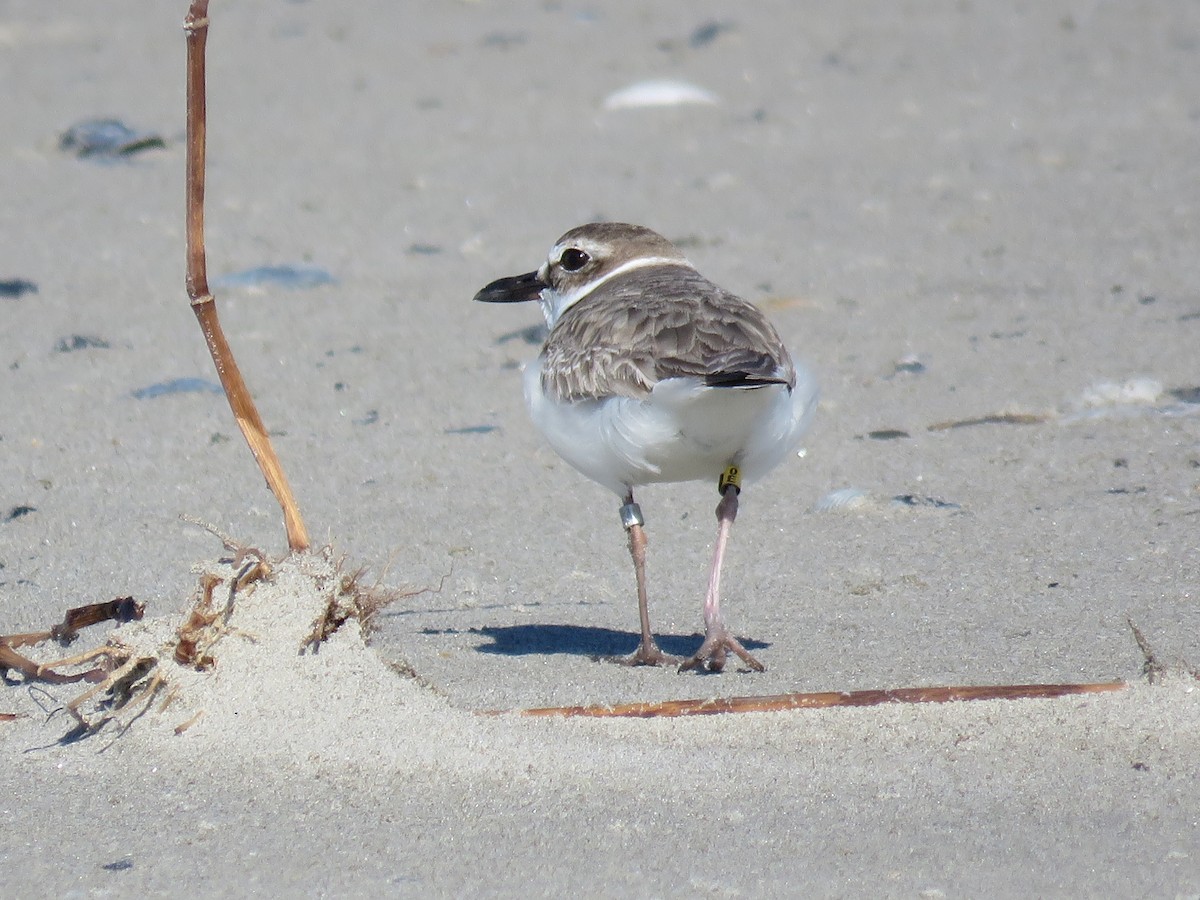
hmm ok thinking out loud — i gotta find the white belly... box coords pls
[524,361,818,495]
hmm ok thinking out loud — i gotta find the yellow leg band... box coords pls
[718,464,742,494]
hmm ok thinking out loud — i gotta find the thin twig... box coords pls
[179,513,243,553]
[487,681,1126,719]
[183,1,310,552]
[174,709,205,735]
[1127,617,1166,684]
[0,643,106,685]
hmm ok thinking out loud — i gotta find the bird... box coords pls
[474,222,817,672]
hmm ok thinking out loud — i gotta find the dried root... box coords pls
[65,653,161,731]
[0,539,272,735]
[0,598,146,693]
[174,547,268,670]
[302,560,418,650]
[2,541,421,738]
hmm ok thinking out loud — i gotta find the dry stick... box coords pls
[495,681,1126,719]
[183,1,310,552]
[0,598,146,685]
[0,643,107,685]
[1127,617,1166,684]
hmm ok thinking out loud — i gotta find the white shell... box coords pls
[812,487,870,513]
[602,79,719,111]
[1079,376,1163,408]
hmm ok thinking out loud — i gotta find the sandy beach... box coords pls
[2,1,1199,895]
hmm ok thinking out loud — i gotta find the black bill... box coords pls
[473,270,546,304]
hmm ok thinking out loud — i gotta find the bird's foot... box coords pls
[614,641,679,667]
[679,625,765,673]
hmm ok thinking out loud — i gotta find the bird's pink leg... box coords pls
[680,472,765,673]
[618,493,677,667]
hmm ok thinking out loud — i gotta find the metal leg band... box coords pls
[619,501,644,530]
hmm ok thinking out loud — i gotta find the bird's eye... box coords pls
[559,248,590,271]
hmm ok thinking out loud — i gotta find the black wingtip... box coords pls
[703,371,791,389]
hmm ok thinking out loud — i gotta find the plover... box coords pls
[475,223,818,672]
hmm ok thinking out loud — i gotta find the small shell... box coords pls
[602,79,719,111]
[1079,377,1163,408]
[813,487,870,513]
[1062,376,1176,422]
[893,354,926,375]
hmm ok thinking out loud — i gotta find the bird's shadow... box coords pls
[457,623,768,660]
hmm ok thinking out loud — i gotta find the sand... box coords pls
[2,1,1199,895]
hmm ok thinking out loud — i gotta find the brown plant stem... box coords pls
[491,681,1126,719]
[184,1,310,552]
[0,598,146,686]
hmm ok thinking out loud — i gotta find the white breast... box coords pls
[523,359,818,496]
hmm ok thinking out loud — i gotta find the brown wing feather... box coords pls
[542,267,796,403]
